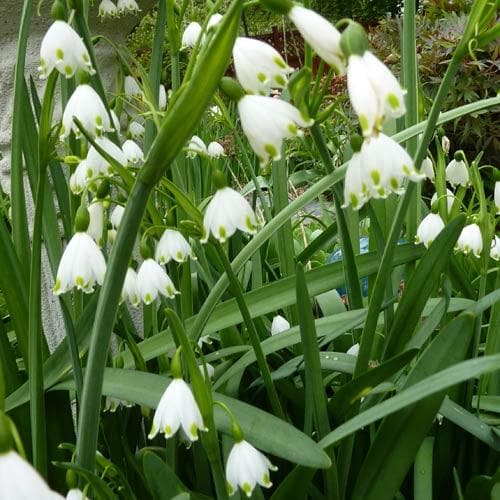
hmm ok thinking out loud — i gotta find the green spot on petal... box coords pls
[275,74,286,86]
[189,423,198,439]
[53,279,61,293]
[371,170,381,185]
[75,276,84,287]
[218,226,227,241]
[264,143,278,159]
[262,473,271,487]
[402,164,410,175]
[359,114,369,133]
[176,251,183,261]
[164,425,172,437]
[56,48,64,60]
[257,72,267,83]
[274,56,286,69]
[145,293,152,303]
[390,177,399,190]
[387,93,400,110]
[288,123,298,135]
[350,193,358,208]
[95,115,103,126]
[242,483,253,496]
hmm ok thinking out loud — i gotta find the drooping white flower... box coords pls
[233,37,293,95]
[137,258,178,304]
[197,335,211,349]
[346,343,360,356]
[446,158,469,187]
[441,135,450,154]
[39,21,94,79]
[124,75,143,99]
[0,450,64,499]
[181,22,202,49]
[110,109,121,133]
[207,141,225,158]
[98,0,118,18]
[199,362,215,379]
[431,188,455,213]
[201,187,259,243]
[420,157,435,181]
[271,315,290,335]
[87,201,105,245]
[54,232,106,294]
[121,268,140,307]
[128,120,145,139]
[117,0,140,14]
[288,6,344,73]
[456,223,483,258]
[207,13,223,30]
[122,139,144,165]
[415,213,445,248]
[159,84,167,110]
[110,205,125,228]
[148,378,207,442]
[494,181,500,214]
[155,229,195,264]
[86,136,128,178]
[66,488,90,500]
[104,397,133,413]
[69,159,92,195]
[61,85,112,139]
[238,95,313,165]
[225,440,277,497]
[490,235,500,261]
[186,135,208,158]
[347,51,405,137]
[342,149,370,210]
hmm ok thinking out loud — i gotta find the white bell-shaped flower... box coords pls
[159,84,167,110]
[441,135,451,154]
[420,157,435,181]
[66,489,90,500]
[210,105,222,116]
[61,85,112,139]
[86,136,128,178]
[98,0,118,18]
[346,343,360,356]
[124,75,143,99]
[87,201,105,245]
[226,440,277,497]
[39,21,94,79]
[186,135,208,158]
[207,141,225,158]
[238,95,313,165]
[431,188,455,213]
[490,235,500,261]
[494,181,499,214]
[271,315,290,335]
[199,362,215,379]
[111,109,121,133]
[155,229,195,264]
[233,37,293,95]
[288,6,344,73]
[347,51,405,137]
[117,0,140,14]
[137,258,178,304]
[121,268,140,307]
[181,22,202,49]
[128,120,145,138]
[104,396,133,413]
[445,158,469,187]
[122,139,144,165]
[54,232,106,295]
[456,223,483,257]
[110,205,125,228]
[342,149,370,211]
[201,187,259,243]
[207,13,223,30]
[415,213,445,248]
[149,378,207,441]
[0,450,64,499]
[69,159,92,195]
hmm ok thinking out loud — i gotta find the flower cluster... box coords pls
[98,0,140,19]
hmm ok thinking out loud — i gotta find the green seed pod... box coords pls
[66,469,78,490]
[212,169,227,190]
[350,134,363,153]
[96,179,111,200]
[74,205,90,232]
[140,238,153,260]
[340,22,369,58]
[76,68,90,86]
[219,77,245,102]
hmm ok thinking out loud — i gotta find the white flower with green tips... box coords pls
[69,160,91,195]
[446,157,469,187]
[117,0,140,14]
[431,188,455,213]
[342,148,369,211]
[415,213,445,248]
[128,120,145,139]
[490,235,500,261]
[226,440,277,497]
[137,258,178,304]
[181,22,202,49]
[237,95,313,165]
[98,0,118,18]
[39,21,94,79]
[207,141,225,158]
[121,268,140,307]
[456,223,483,258]
[233,37,293,95]
[122,139,144,165]
[288,6,344,73]
[110,205,125,228]
[85,136,128,179]
[201,187,258,243]
[124,75,143,99]
[347,51,406,137]
[86,201,105,246]
[54,232,106,295]
[148,378,207,442]
[186,135,207,158]
[61,85,112,139]
[155,229,195,264]
[420,157,435,181]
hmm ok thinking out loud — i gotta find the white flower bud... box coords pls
[346,343,360,356]
[122,139,144,165]
[271,315,290,335]
[181,22,202,49]
[415,213,445,248]
[207,13,223,30]
[110,205,125,229]
[207,141,225,158]
[159,84,167,110]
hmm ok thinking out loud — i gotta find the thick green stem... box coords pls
[76,180,152,471]
[214,243,285,419]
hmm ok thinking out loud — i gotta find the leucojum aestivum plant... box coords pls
[0,0,499,497]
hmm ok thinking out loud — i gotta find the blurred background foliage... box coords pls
[127,0,498,163]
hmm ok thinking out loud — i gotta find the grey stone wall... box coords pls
[0,1,151,351]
